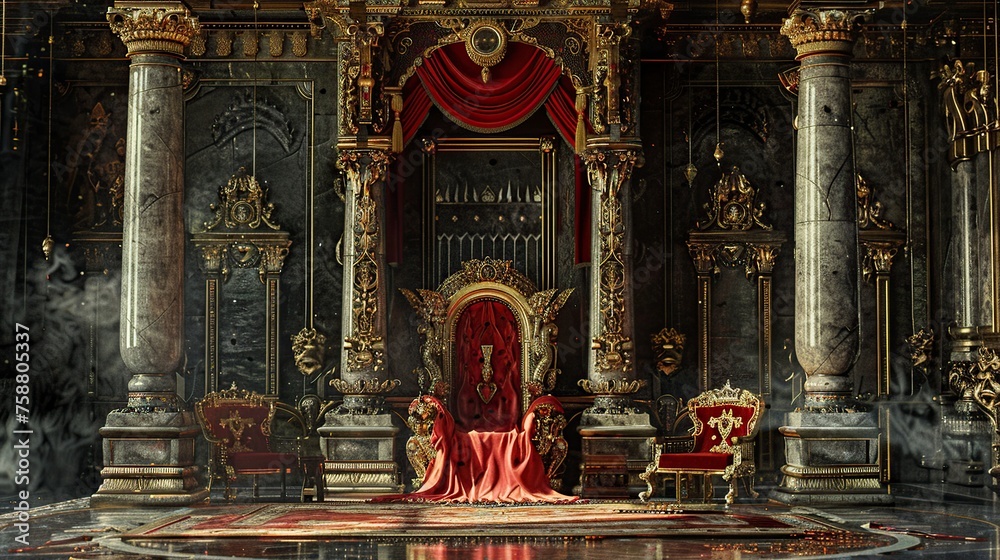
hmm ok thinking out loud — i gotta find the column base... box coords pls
[577,410,656,497]
[318,411,402,496]
[91,410,208,507]
[773,411,893,506]
[942,399,993,487]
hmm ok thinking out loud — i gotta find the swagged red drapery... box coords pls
[387,41,591,264]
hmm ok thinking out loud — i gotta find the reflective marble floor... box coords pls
[1,483,997,559]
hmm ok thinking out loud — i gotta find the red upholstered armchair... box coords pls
[401,258,573,501]
[195,384,299,501]
[639,382,763,504]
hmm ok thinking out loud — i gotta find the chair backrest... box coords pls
[688,382,763,454]
[195,385,275,454]
[402,258,573,433]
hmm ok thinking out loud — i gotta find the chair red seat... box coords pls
[658,452,732,471]
[229,452,298,471]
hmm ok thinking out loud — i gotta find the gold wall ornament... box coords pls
[330,377,401,395]
[697,166,771,232]
[856,174,896,231]
[948,360,979,400]
[529,402,569,489]
[405,396,440,488]
[400,288,449,396]
[861,241,901,284]
[464,20,507,83]
[203,168,282,232]
[292,327,328,376]
[937,60,998,165]
[907,328,935,370]
[106,3,200,57]
[779,9,870,58]
[339,150,392,374]
[972,348,1000,482]
[578,377,645,395]
[527,288,574,393]
[651,327,685,377]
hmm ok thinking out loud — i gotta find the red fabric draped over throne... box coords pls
[398,300,574,503]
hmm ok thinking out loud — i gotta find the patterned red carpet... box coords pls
[124,502,852,539]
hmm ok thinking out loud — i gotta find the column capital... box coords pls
[780,8,869,58]
[107,2,200,58]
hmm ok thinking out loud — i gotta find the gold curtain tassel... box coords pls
[575,90,587,155]
[391,92,404,153]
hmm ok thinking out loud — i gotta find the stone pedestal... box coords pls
[772,412,892,505]
[92,3,206,506]
[578,414,656,496]
[318,400,401,495]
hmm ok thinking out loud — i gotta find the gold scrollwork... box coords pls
[339,150,392,374]
[698,166,771,232]
[586,149,641,374]
[651,327,686,377]
[907,328,935,370]
[972,347,1000,479]
[107,4,200,57]
[862,241,900,283]
[578,377,645,395]
[530,403,568,490]
[203,168,282,232]
[527,288,574,394]
[856,174,896,231]
[330,377,401,395]
[405,395,440,488]
[292,327,327,376]
[400,288,449,396]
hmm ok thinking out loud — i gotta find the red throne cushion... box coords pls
[692,405,757,454]
[400,395,574,503]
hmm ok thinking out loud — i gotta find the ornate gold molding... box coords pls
[780,9,869,58]
[856,174,895,231]
[107,3,200,57]
[651,327,685,377]
[585,148,642,375]
[907,328,935,370]
[292,327,328,376]
[339,150,392,375]
[203,168,282,232]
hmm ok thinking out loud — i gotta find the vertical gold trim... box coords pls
[758,274,773,396]
[266,276,280,396]
[698,275,711,391]
[206,276,219,394]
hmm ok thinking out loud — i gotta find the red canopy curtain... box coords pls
[395,41,591,264]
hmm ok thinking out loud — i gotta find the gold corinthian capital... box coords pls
[779,9,869,58]
[107,3,200,57]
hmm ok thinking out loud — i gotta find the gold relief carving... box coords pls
[291,31,309,57]
[268,32,284,57]
[527,288,574,394]
[189,31,206,56]
[651,327,685,377]
[948,359,978,399]
[856,174,896,231]
[464,20,508,83]
[438,257,536,300]
[258,243,291,281]
[937,60,997,164]
[242,31,260,57]
[200,244,229,277]
[862,241,900,282]
[400,288,449,396]
[219,410,257,453]
[780,9,869,57]
[216,30,234,57]
[107,4,200,57]
[292,327,328,376]
[687,243,717,275]
[330,377,400,395]
[974,348,1000,420]
[749,244,779,276]
[585,149,641,374]
[530,402,568,489]
[707,409,744,454]
[578,377,645,395]
[203,168,282,232]
[339,150,391,374]
[697,166,771,232]
[591,23,631,132]
[406,395,440,488]
[907,328,935,370]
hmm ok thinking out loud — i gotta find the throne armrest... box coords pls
[652,434,696,456]
[405,395,450,489]
[524,395,568,490]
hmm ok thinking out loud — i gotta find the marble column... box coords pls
[92,2,207,506]
[773,8,890,505]
[318,147,401,495]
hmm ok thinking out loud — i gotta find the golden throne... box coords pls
[639,382,763,504]
[401,258,573,500]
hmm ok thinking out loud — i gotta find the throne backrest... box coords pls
[195,385,275,454]
[688,382,763,454]
[402,258,573,433]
